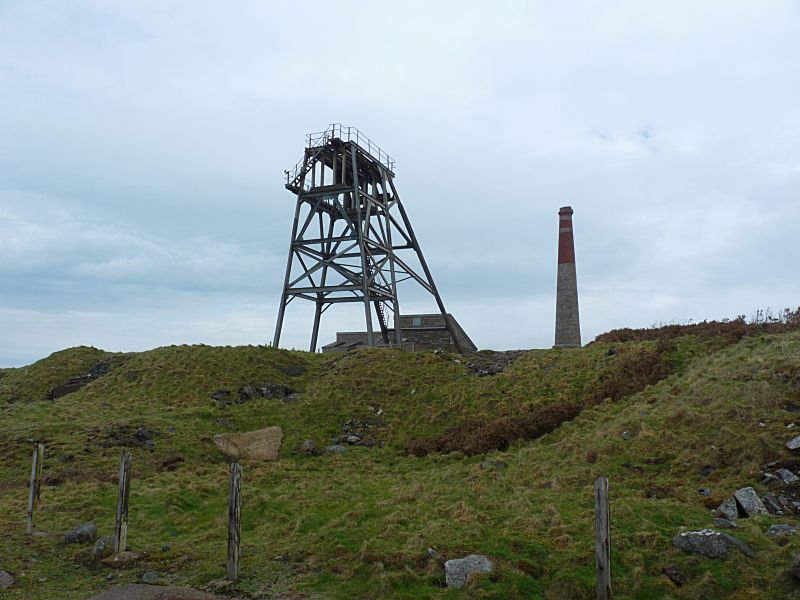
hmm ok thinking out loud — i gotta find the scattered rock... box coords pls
[467,350,523,377]
[212,389,231,408]
[762,494,784,515]
[64,522,97,544]
[282,365,307,377]
[698,488,712,497]
[444,554,494,588]
[621,431,631,440]
[767,524,797,537]
[49,383,83,400]
[787,436,800,450]
[776,468,799,483]
[330,417,385,448]
[790,555,800,581]
[763,472,781,486]
[93,536,115,561]
[325,444,347,454]
[216,418,238,431]
[733,487,768,517]
[716,498,738,522]
[480,460,507,470]
[141,572,160,583]
[662,564,686,586]
[214,426,283,461]
[135,426,155,448]
[714,518,737,529]
[672,529,755,559]
[427,547,438,558]
[48,361,114,400]
[91,424,159,449]
[237,384,295,404]
[0,570,14,590]
[299,439,320,456]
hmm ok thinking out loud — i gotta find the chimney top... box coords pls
[559,206,574,215]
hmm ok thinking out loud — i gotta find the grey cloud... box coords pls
[1,1,799,365]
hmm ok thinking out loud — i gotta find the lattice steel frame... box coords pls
[273,124,462,353]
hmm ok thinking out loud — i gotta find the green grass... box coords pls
[1,333,800,598]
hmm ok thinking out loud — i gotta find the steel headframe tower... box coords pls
[273,124,462,353]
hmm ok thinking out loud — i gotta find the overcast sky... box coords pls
[1,1,799,367]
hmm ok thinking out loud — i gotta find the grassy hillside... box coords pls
[1,330,799,599]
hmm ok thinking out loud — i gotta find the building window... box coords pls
[412,317,422,327]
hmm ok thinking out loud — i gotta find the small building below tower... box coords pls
[322,313,476,353]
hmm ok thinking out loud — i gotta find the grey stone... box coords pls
[672,529,755,559]
[212,389,230,399]
[427,547,438,558]
[480,460,507,470]
[698,488,712,497]
[714,518,737,529]
[444,554,494,588]
[299,439,320,456]
[0,570,14,590]
[141,572,160,583]
[64,522,97,544]
[787,436,800,450]
[282,364,307,377]
[733,487,768,517]
[325,444,347,454]
[715,498,738,522]
[216,418,238,431]
[93,536,114,560]
[776,468,799,483]
[767,524,797,537]
[762,472,781,486]
[662,565,685,586]
[762,494,784,515]
[345,435,361,444]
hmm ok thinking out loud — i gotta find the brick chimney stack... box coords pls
[554,206,581,348]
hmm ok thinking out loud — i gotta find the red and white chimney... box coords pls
[554,206,581,348]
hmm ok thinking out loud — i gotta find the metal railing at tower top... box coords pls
[306,124,395,173]
[284,124,395,189]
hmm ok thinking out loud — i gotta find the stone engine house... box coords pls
[322,313,476,354]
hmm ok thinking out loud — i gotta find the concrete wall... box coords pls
[322,313,477,353]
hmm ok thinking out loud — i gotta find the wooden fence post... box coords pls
[594,476,612,600]
[113,450,132,553]
[227,462,242,581]
[26,443,44,534]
